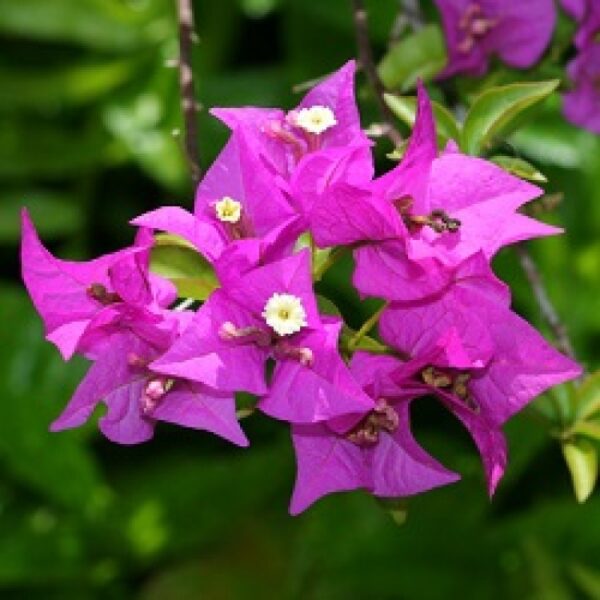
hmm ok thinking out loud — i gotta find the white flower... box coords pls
[262,293,308,336]
[293,105,337,135]
[215,196,242,223]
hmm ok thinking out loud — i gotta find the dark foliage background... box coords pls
[1,0,599,597]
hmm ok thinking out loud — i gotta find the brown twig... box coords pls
[176,0,202,184]
[350,0,403,147]
[516,242,576,360]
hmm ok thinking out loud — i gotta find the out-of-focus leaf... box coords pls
[376,497,409,526]
[378,25,447,91]
[239,0,280,18]
[0,118,107,177]
[0,61,137,111]
[384,93,461,147]
[569,562,600,598]
[0,287,104,511]
[103,90,188,189]
[461,80,560,155]
[571,421,600,441]
[0,0,171,51]
[150,244,218,300]
[561,439,598,503]
[489,156,547,182]
[0,191,83,242]
[574,369,600,421]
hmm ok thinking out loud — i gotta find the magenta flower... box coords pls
[289,351,460,515]
[560,0,586,21]
[571,0,600,48]
[151,251,373,423]
[309,84,557,301]
[379,254,582,493]
[51,328,248,446]
[563,44,600,135]
[21,209,177,361]
[133,129,302,276]
[210,61,371,184]
[434,0,556,77]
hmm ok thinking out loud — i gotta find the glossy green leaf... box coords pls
[384,93,461,147]
[378,25,447,91]
[489,155,547,182]
[461,80,560,155]
[150,244,218,301]
[562,439,598,503]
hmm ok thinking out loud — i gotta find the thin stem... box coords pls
[516,242,576,360]
[348,302,389,351]
[176,0,202,184]
[350,0,403,148]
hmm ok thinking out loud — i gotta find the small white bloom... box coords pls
[262,293,308,336]
[294,105,337,135]
[215,196,242,223]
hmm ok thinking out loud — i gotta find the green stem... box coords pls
[348,302,389,351]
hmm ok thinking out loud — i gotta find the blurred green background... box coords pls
[1,0,600,598]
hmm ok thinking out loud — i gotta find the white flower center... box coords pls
[215,196,242,223]
[262,293,307,336]
[294,105,337,135]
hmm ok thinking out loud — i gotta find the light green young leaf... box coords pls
[562,439,598,503]
[571,421,600,441]
[574,370,600,421]
[489,156,547,182]
[384,93,461,147]
[461,80,560,156]
[378,25,447,92]
[150,244,218,301]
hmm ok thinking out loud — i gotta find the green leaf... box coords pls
[102,90,188,190]
[150,244,218,301]
[384,93,461,147]
[0,60,137,111]
[316,295,342,317]
[0,0,167,51]
[0,190,83,242]
[569,562,600,599]
[0,117,107,177]
[461,80,560,156]
[378,25,447,91]
[571,421,600,441]
[562,439,598,503]
[0,287,104,511]
[574,370,600,421]
[489,155,547,183]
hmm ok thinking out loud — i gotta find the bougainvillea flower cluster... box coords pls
[22,61,581,514]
